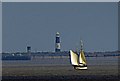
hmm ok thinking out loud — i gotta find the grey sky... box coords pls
[2,0,119,2]
[0,2,2,53]
[0,2,2,80]
[3,2,118,52]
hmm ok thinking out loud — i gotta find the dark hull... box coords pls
[73,65,87,70]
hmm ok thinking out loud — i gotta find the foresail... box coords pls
[70,50,79,65]
[79,50,87,65]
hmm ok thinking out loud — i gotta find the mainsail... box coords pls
[79,50,87,65]
[70,50,79,65]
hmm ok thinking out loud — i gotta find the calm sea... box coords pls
[2,56,118,66]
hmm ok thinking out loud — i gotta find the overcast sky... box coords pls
[2,0,119,2]
[2,2,118,52]
[0,3,2,53]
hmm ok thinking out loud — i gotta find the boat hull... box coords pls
[73,65,87,70]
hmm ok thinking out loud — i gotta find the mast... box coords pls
[79,40,87,65]
[80,40,83,51]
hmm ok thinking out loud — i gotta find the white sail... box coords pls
[70,50,79,65]
[69,40,87,70]
[79,50,87,65]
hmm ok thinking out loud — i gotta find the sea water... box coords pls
[2,56,118,66]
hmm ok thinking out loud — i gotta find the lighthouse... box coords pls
[55,32,61,52]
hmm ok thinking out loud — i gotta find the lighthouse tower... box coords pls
[55,32,61,52]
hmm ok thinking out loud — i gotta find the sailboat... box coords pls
[70,40,87,70]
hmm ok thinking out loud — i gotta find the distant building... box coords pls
[27,46,31,53]
[55,32,61,52]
